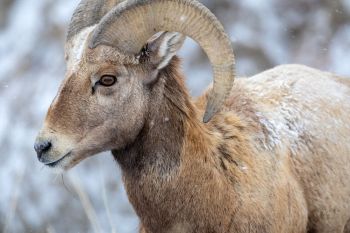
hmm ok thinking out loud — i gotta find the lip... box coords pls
[45,151,72,168]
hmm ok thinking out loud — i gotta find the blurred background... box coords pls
[0,0,349,232]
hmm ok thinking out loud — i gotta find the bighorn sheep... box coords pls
[34,0,350,232]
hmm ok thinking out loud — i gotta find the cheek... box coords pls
[107,111,145,148]
[98,91,147,130]
[96,79,143,110]
[96,94,114,107]
[96,83,133,106]
[93,78,148,132]
[96,86,115,96]
[79,105,146,152]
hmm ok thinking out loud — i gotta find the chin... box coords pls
[45,152,76,171]
[45,150,98,172]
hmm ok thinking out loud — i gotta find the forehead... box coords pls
[65,25,97,72]
[65,26,139,76]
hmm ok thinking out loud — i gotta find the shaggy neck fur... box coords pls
[111,57,273,232]
[113,57,198,176]
[111,58,310,233]
[112,57,218,231]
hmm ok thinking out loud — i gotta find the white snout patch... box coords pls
[36,128,76,169]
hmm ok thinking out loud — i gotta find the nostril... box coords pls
[34,141,52,160]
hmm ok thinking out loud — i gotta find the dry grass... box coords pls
[69,174,103,233]
[46,225,56,233]
[101,174,117,233]
[2,167,25,233]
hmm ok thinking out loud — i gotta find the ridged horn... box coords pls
[66,0,126,41]
[90,0,235,123]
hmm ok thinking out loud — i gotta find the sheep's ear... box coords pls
[143,32,186,70]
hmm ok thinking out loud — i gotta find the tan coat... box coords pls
[114,62,350,233]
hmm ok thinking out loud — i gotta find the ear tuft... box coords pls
[145,32,186,70]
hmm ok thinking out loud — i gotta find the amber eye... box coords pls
[99,75,117,87]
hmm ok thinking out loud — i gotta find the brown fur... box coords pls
[36,36,350,232]
[112,58,309,233]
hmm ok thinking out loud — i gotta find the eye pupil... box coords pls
[100,75,116,86]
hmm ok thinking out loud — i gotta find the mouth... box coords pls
[45,151,72,168]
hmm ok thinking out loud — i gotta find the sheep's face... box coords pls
[34,32,185,171]
[35,56,148,171]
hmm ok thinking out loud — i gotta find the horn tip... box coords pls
[203,111,214,123]
[89,40,97,49]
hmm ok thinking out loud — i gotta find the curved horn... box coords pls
[90,0,235,123]
[66,0,126,41]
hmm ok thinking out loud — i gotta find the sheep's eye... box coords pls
[99,75,116,87]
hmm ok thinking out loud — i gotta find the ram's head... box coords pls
[34,0,235,171]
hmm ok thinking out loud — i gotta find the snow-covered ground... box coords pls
[0,0,349,232]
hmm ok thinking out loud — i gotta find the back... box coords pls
[238,64,350,154]
[232,64,350,231]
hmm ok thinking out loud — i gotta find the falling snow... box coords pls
[0,0,349,232]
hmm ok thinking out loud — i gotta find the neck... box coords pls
[113,57,203,179]
[112,58,252,232]
[112,58,213,230]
